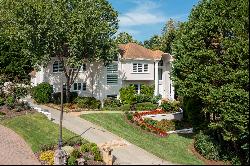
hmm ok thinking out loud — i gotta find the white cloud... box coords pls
[118,0,166,27]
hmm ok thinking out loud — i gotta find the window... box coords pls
[107,64,118,85]
[63,84,66,91]
[82,64,86,71]
[158,68,163,80]
[53,61,63,72]
[82,83,86,91]
[107,95,117,99]
[73,83,81,91]
[133,63,149,73]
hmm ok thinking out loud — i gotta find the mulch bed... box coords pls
[189,141,230,165]
[0,106,36,120]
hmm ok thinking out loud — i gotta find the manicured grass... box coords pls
[1,113,77,152]
[81,113,203,165]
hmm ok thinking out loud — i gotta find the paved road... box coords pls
[0,125,40,165]
[27,99,175,165]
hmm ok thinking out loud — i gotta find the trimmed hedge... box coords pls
[31,82,53,104]
[135,102,158,111]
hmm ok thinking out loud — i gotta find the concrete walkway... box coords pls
[0,125,40,165]
[27,100,174,165]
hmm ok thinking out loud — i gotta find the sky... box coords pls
[108,0,200,42]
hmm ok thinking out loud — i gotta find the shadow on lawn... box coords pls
[176,133,195,139]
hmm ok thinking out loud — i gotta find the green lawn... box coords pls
[1,113,77,152]
[81,113,203,165]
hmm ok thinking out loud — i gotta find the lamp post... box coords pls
[54,73,67,165]
[58,75,63,149]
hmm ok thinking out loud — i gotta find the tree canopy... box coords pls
[0,0,119,101]
[172,0,249,163]
[115,32,142,45]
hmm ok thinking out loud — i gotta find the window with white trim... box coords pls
[130,84,142,94]
[53,61,63,72]
[73,83,81,91]
[133,63,148,73]
[82,83,86,91]
[107,64,118,85]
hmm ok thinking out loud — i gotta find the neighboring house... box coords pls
[30,43,175,101]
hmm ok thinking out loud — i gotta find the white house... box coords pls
[30,43,175,101]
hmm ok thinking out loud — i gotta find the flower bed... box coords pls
[126,109,168,137]
[125,109,191,137]
[35,138,105,165]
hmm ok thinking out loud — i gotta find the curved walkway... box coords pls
[0,125,40,165]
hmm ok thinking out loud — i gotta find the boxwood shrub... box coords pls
[31,82,53,104]
[52,91,78,104]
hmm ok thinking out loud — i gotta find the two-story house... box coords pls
[30,43,175,101]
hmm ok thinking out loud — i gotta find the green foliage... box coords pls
[74,97,101,109]
[0,0,119,102]
[160,100,171,112]
[71,149,80,158]
[0,97,4,106]
[194,131,221,160]
[80,143,91,153]
[52,91,78,104]
[67,156,77,165]
[64,137,88,147]
[151,95,162,104]
[103,98,121,108]
[125,112,133,121]
[31,83,53,104]
[119,85,136,105]
[39,143,55,152]
[90,146,102,161]
[13,86,29,100]
[119,104,131,111]
[5,96,15,109]
[115,32,142,45]
[144,35,162,50]
[140,84,154,97]
[135,102,158,111]
[172,0,249,163]
[135,94,151,103]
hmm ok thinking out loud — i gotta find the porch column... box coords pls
[154,61,159,96]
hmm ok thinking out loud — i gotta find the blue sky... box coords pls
[108,0,200,42]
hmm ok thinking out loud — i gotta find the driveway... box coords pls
[0,125,40,165]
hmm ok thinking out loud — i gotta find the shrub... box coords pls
[126,112,133,121]
[90,146,102,161]
[119,85,136,105]
[31,83,53,104]
[135,102,158,111]
[5,96,15,109]
[160,100,172,112]
[71,149,81,158]
[119,104,131,111]
[62,146,74,156]
[0,97,4,106]
[194,131,221,160]
[13,86,28,99]
[103,98,121,108]
[135,94,152,103]
[74,97,101,109]
[155,120,175,131]
[52,91,78,104]
[151,95,162,104]
[140,84,154,97]
[80,143,91,153]
[39,150,54,165]
[67,156,77,165]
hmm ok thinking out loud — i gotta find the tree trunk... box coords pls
[66,77,71,103]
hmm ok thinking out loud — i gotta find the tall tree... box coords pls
[161,19,179,54]
[172,0,249,163]
[143,35,162,50]
[0,0,119,102]
[115,32,142,45]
